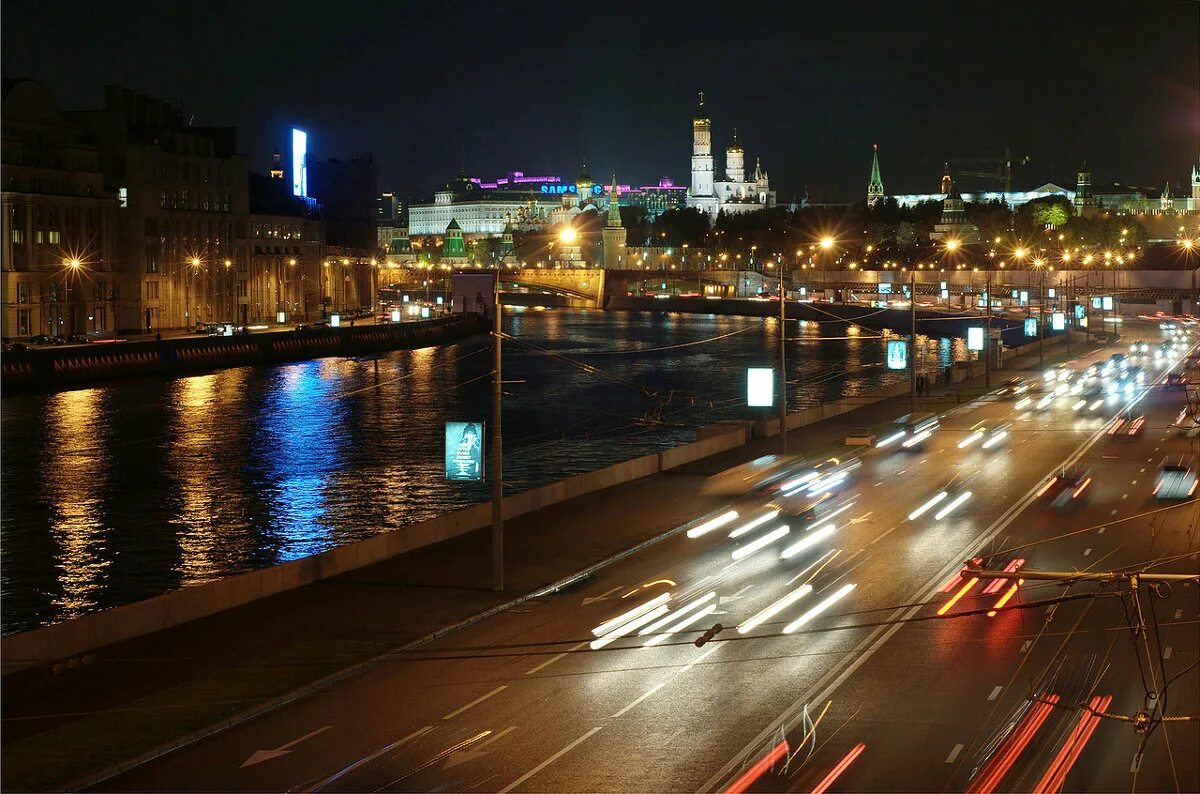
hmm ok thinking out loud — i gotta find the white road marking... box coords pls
[611,645,721,719]
[1111,509,1119,515]
[525,641,589,675]
[442,686,507,720]
[1122,494,1128,500]
[498,726,602,794]
[1084,548,1092,556]
[945,744,964,764]
[874,481,883,487]
[1164,647,1173,660]
[987,685,1003,701]
[1131,754,1143,773]
[1021,640,1033,653]
[443,726,518,770]
[1140,468,1146,473]
[868,525,900,546]
[1098,527,1106,534]
[729,584,754,599]
[1174,609,1183,620]
[1131,480,1138,485]
[612,681,668,719]
[1046,605,1058,618]
[241,725,332,768]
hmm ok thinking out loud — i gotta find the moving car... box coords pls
[1036,466,1094,508]
[1153,455,1197,499]
[700,455,807,496]
[879,412,940,450]
[1108,412,1146,437]
[997,378,1029,398]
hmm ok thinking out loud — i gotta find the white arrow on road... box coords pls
[849,511,874,525]
[241,725,331,768]
[443,726,517,770]
[719,584,754,604]
[581,586,623,606]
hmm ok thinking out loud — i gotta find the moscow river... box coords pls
[0,308,969,633]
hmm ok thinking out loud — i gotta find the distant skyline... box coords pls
[3,0,1197,202]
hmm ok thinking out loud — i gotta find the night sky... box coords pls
[3,1,1197,202]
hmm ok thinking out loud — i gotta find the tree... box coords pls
[1023,195,1073,229]
[652,207,710,246]
[895,221,924,251]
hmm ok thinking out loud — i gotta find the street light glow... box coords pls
[560,227,577,244]
[820,237,834,250]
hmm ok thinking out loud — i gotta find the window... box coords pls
[146,245,158,273]
[48,230,61,244]
[237,280,248,298]
[16,282,29,303]
[118,187,128,208]
[145,280,159,299]
[11,228,23,244]
[17,309,31,336]
[35,230,44,244]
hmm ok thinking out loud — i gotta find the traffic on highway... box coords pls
[100,320,1199,794]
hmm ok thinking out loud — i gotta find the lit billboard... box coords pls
[1052,312,1065,330]
[292,128,308,198]
[886,340,907,370]
[1024,318,1037,337]
[445,422,485,481]
[747,368,774,407]
[967,326,984,351]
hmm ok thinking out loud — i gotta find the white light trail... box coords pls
[816,500,857,524]
[1014,397,1032,410]
[933,491,973,520]
[731,525,790,561]
[642,603,719,647]
[686,510,739,539]
[1036,394,1054,409]
[638,592,717,636]
[981,430,1008,449]
[957,431,985,449]
[779,471,818,491]
[729,510,780,539]
[1070,399,1086,412]
[901,429,933,448]
[877,430,906,448]
[782,583,857,634]
[1087,399,1103,410]
[737,584,813,634]
[907,491,948,521]
[591,592,671,637]
[590,604,670,649]
[779,523,837,559]
[806,472,846,494]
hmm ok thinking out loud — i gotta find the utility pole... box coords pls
[986,274,992,387]
[779,275,788,455]
[910,271,917,413]
[492,270,504,591]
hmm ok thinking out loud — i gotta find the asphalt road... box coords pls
[99,322,1198,793]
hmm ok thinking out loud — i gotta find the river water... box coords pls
[0,308,969,633]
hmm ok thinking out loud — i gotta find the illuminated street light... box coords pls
[560,227,577,244]
[945,239,960,252]
[820,236,834,250]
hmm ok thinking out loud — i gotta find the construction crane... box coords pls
[947,146,1030,193]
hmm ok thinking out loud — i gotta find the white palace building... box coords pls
[686,94,775,219]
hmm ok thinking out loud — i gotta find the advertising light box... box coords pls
[1052,312,1065,330]
[747,368,774,407]
[1024,318,1037,337]
[887,340,907,370]
[445,422,485,481]
[1102,296,1114,311]
[967,326,984,351]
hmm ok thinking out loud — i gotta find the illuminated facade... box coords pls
[687,94,775,219]
[408,174,560,236]
[1,79,119,338]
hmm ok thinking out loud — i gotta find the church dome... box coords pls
[727,128,743,153]
[576,162,593,189]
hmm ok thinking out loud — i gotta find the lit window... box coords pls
[118,187,129,208]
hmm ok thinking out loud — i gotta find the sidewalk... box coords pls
[0,337,1103,792]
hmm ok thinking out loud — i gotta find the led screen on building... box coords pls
[292,128,308,198]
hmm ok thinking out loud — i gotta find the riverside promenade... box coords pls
[0,333,1092,792]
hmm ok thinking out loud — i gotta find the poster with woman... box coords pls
[444,421,485,481]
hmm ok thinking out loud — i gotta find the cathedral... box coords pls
[686,94,775,219]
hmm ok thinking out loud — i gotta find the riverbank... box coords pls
[0,314,488,392]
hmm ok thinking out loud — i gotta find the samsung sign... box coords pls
[291,128,308,198]
[540,183,605,196]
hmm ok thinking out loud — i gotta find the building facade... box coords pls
[68,85,250,332]
[408,174,561,237]
[686,94,775,219]
[2,79,120,339]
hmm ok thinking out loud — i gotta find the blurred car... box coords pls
[1037,466,1094,508]
[30,334,65,345]
[879,412,940,450]
[64,333,92,344]
[1108,412,1145,437]
[997,377,1029,398]
[700,454,808,496]
[1154,455,1197,499]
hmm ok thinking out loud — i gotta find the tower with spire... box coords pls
[686,91,773,219]
[1190,158,1200,211]
[602,175,627,269]
[866,144,884,207]
[269,148,284,180]
[931,171,980,243]
[1160,181,1174,212]
[1074,162,1097,217]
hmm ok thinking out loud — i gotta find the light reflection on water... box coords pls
[0,309,968,632]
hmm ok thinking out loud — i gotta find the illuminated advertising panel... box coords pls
[1102,296,1114,311]
[1075,304,1086,319]
[967,326,984,351]
[1052,312,1065,330]
[878,282,892,294]
[887,340,907,370]
[445,422,485,481]
[747,368,774,407]
[291,128,308,197]
[1092,296,1103,309]
[1024,318,1037,337]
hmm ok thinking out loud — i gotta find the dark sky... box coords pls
[4,0,1198,202]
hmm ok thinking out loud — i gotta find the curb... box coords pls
[61,509,713,792]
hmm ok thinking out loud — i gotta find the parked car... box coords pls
[30,334,65,345]
[65,333,92,344]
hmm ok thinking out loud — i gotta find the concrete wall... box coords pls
[1,425,747,673]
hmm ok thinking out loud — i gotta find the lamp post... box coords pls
[187,257,201,331]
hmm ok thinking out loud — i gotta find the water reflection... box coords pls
[43,388,111,618]
[2,309,971,633]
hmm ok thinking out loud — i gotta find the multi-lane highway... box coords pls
[101,321,1198,793]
